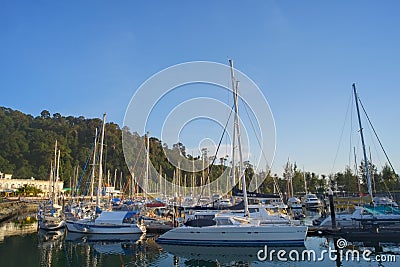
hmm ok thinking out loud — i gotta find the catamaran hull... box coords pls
[156,225,307,246]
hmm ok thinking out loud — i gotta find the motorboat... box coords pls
[317,205,400,228]
[65,211,145,234]
[287,197,303,209]
[373,196,398,207]
[302,194,323,209]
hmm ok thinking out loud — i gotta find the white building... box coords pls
[0,171,63,197]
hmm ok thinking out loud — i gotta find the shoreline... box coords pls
[0,199,39,223]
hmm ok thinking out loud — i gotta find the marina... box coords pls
[2,2,400,266]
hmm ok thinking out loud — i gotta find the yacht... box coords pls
[287,197,303,209]
[317,205,400,228]
[65,210,145,234]
[157,213,307,246]
[302,194,323,209]
[373,196,398,207]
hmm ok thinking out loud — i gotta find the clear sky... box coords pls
[1,1,399,176]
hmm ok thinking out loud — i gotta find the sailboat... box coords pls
[65,113,145,235]
[38,141,65,231]
[156,60,307,246]
[317,84,400,229]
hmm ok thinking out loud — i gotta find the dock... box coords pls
[307,225,400,243]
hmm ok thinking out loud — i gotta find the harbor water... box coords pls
[0,214,399,267]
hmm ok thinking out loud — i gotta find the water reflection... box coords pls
[64,232,144,257]
[0,214,37,242]
[63,232,165,267]
[0,217,399,267]
[65,232,144,244]
[160,244,306,266]
[38,229,65,267]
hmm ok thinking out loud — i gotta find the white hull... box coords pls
[319,206,400,228]
[157,224,307,246]
[38,219,65,231]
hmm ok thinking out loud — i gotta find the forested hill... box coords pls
[0,107,229,192]
[0,107,129,185]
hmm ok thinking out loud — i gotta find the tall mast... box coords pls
[354,147,361,197]
[113,169,117,188]
[96,113,106,212]
[303,166,308,194]
[52,140,57,203]
[229,59,237,190]
[229,59,249,218]
[49,161,53,200]
[145,131,150,202]
[90,128,98,199]
[55,149,60,205]
[353,83,373,203]
[192,152,195,197]
[159,165,162,198]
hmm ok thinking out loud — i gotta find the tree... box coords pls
[380,163,399,193]
[40,110,51,119]
[16,184,43,196]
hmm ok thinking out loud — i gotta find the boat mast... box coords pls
[90,128,98,199]
[229,59,249,218]
[96,113,106,212]
[52,140,57,203]
[145,131,150,202]
[48,160,53,200]
[55,149,60,205]
[229,60,237,190]
[352,83,373,203]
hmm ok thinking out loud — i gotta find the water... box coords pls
[0,217,399,267]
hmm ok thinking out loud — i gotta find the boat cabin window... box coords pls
[195,214,215,220]
[123,212,138,223]
[215,218,233,225]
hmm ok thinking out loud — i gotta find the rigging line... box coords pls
[366,118,384,168]
[196,102,235,205]
[331,90,353,174]
[83,165,94,196]
[349,91,354,169]
[358,98,398,176]
[241,97,283,199]
[122,136,146,197]
[241,97,265,167]
[74,128,99,196]
[359,101,394,198]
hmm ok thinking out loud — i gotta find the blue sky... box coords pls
[1,1,399,176]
